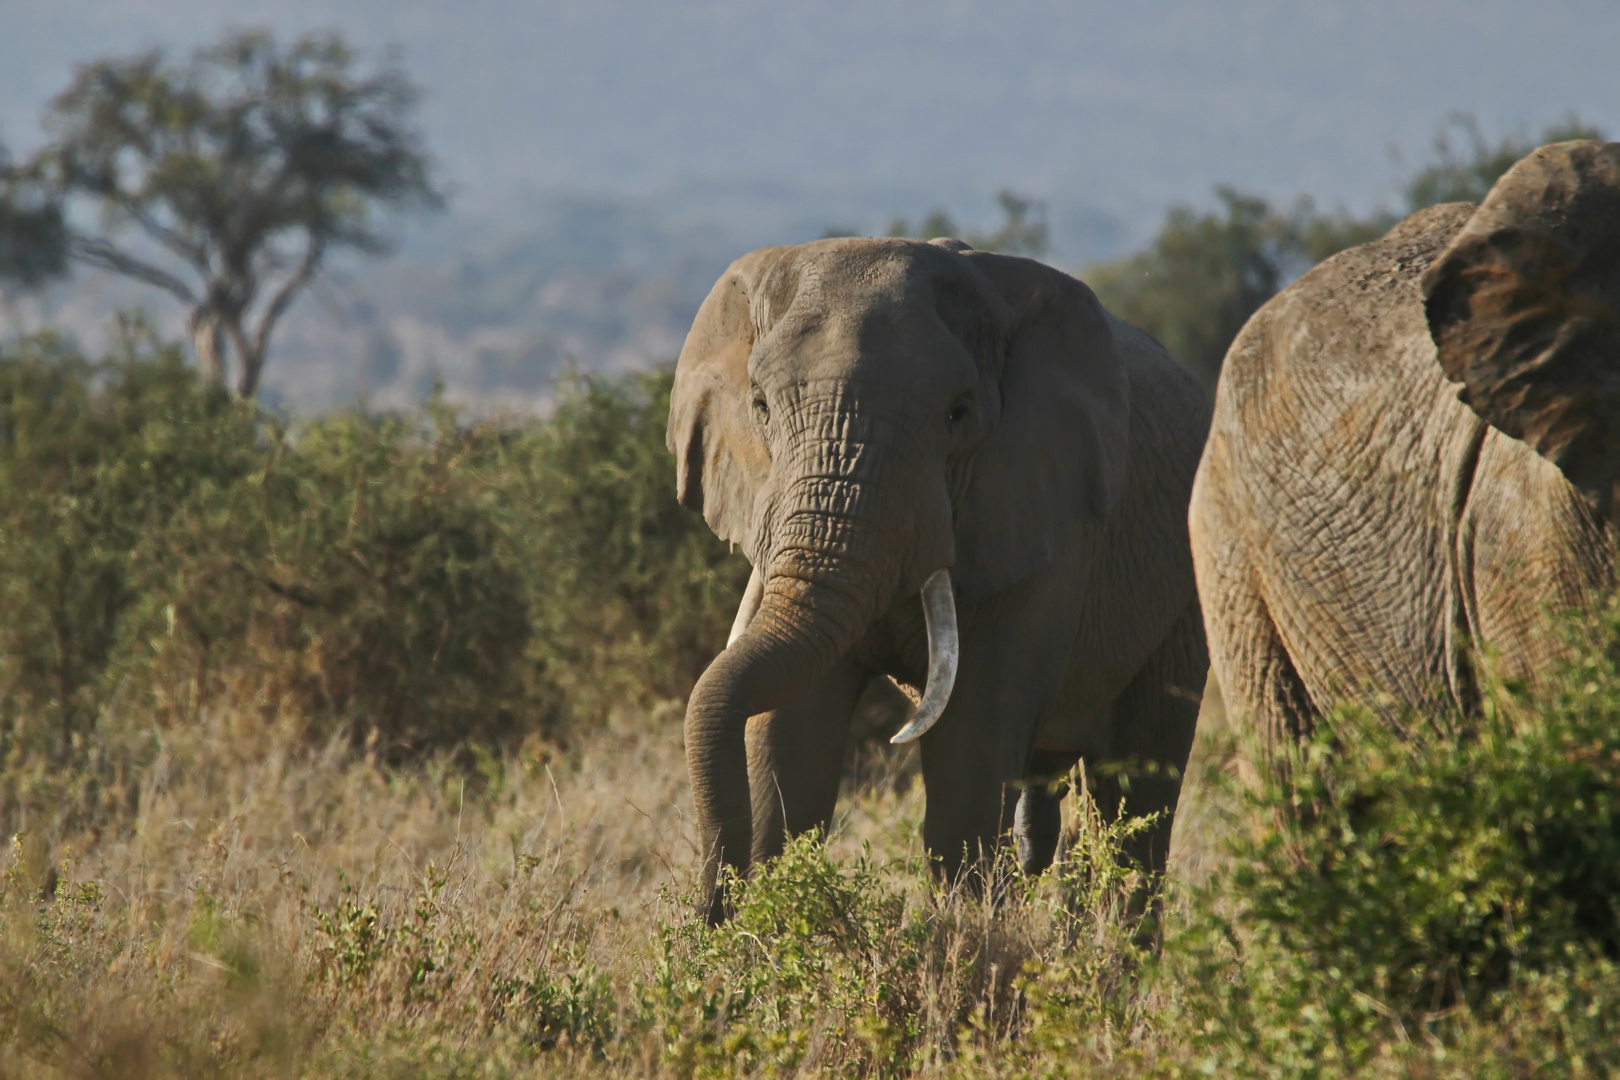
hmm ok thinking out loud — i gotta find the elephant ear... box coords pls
[667,247,787,557]
[949,250,1131,601]
[1423,140,1620,508]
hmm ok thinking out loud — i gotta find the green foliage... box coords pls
[1008,791,1162,1071]
[0,332,745,835]
[1087,114,1605,388]
[495,369,750,722]
[495,956,617,1056]
[1086,187,1302,386]
[1402,113,1605,210]
[115,399,535,753]
[884,189,1050,257]
[26,28,442,395]
[0,149,66,289]
[646,835,944,1078]
[1152,603,1620,1077]
[0,320,257,756]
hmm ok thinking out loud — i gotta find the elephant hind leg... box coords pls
[1088,600,1208,876]
[1014,751,1077,875]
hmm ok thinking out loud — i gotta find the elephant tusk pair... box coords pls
[722,565,958,745]
[890,568,958,745]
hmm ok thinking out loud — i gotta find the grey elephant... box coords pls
[667,236,1211,920]
[1190,140,1620,765]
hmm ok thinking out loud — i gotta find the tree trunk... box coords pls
[189,309,225,386]
[227,316,263,398]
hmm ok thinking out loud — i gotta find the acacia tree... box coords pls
[28,30,441,396]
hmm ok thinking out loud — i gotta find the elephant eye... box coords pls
[752,392,770,422]
[947,398,972,427]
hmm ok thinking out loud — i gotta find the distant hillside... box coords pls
[4,187,1127,414]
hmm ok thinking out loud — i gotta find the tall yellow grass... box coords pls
[1,691,1153,1078]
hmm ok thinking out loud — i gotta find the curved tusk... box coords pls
[726,568,765,648]
[890,568,959,744]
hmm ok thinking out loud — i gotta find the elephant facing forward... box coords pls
[1190,141,1620,767]
[668,237,1211,920]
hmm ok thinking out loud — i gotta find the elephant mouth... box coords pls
[727,564,961,745]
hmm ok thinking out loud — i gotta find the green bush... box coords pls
[0,324,257,752]
[492,369,750,725]
[644,834,944,1079]
[0,330,747,834]
[116,401,536,754]
[1150,603,1620,1077]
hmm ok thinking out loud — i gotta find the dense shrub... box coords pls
[492,369,749,724]
[0,331,746,834]
[646,835,940,1077]
[0,324,257,752]
[117,403,536,752]
[1148,603,1620,1077]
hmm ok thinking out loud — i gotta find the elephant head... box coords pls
[668,237,1129,919]
[1423,140,1620,511]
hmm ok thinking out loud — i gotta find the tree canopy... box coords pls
[884,189,1051,257]
[1086,115,1605,388]
[22,29,441,397]
[1400,113,1604,209]
[0,151,67,290]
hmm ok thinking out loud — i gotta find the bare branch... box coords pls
[68,235,197,303]
[119,199,212,276]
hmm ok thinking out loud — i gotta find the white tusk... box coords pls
[726,568,765,648]
[890,568,959,744]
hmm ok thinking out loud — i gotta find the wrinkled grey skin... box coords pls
[1190,141,1620,770]
[668,237,1210,921]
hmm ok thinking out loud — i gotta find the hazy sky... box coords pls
[3,0,1617,245]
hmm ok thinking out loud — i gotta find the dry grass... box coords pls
[0,690,1151,1079]
[10,663,1611,1079]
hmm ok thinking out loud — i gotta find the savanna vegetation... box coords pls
[2,332,1620,1077]
[3,25,1618,1078]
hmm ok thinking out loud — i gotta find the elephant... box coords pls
[1189,140,1620,769]
[667,236,1212,920]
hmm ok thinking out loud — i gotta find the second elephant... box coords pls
[668,237,1211,920]
[1190,140,1620,764]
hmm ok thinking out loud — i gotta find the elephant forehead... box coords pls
[749,243,983,384]
[758,240,982,323]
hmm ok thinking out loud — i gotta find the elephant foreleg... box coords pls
[744,657,868,867]
[919,578,1080,887]
[1192,503,1316,775]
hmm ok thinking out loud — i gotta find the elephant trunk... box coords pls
[686,562,883,923]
